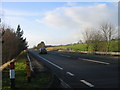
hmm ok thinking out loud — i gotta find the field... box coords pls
[48,40,120,52]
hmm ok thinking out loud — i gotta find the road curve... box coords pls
[29,50,119,88]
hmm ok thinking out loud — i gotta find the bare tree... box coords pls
[82,28,93,51]
[100,22,116,52]
[77,39,83,44]
[91,30,104,51]
[82,27,104,52]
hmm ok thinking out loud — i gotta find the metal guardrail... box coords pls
[0,59,16,71]
[27,53,34,72]
[58,50,120,56]
[0,50,28,71]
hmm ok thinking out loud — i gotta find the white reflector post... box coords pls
[10,69,15,79]
[9,62,15,88]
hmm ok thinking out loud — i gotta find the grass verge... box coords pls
[2,52,52,89]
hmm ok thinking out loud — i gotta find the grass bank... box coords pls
[2,52,52,89]
[47,40,120,52]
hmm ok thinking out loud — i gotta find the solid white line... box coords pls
[66,72,74,76]
[38,55,63,70]
[78,58,110,65]
[80,80,94,87]
[60,54,70,57]
[59,78,71,88]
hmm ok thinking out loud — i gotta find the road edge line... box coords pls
[38,55,63,70]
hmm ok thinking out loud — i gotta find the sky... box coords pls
[0,1,118,48]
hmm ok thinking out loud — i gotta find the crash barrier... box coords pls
[0,59,16,71]
[0,50,27,71]
[78,51,120,55]
[26,53,34,82]
[58,50,120,56]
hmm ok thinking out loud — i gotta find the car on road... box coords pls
[39,48,47,54]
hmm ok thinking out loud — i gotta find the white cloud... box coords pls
[37,3,117,29]
[96,3,107,8]
[36,3,117,44]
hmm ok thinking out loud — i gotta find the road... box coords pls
[29,50,119,88]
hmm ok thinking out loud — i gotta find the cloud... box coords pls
[37,3,117,30]
[36,8,80,30]
[37,3,117,29]
[96,3,107,8]
[36,3,117,44]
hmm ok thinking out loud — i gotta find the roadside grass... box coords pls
[46,41,120,58]
[2,52,52,89]
[50,40,120,52]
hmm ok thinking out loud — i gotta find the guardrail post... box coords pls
[10,62,15,88]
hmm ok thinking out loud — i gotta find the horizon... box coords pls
[1,2,118,48]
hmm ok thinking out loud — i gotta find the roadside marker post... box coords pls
[25,61,31,82]
[9,62,15,88]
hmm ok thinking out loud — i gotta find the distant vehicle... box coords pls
[39,48,47,54]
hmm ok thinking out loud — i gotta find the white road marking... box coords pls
[38,55,63,70]
[60,54,70,57]
[78,58,110,65]
[66,72,74,76]
[80,80,94,87]
[59,78,71,88]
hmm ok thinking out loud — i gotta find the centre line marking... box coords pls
[38,55,63,70]
[78,58,110,65]
[80,80,94,87]
[66,72,74,76]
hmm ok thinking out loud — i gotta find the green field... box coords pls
[56,40,120,52]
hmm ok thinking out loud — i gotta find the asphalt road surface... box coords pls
[29,50,119,88]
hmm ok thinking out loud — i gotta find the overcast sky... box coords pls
[1,2,118,48]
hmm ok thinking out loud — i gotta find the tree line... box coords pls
[81,22,119,52]
[33,41,45,50]
[0,24,28,63]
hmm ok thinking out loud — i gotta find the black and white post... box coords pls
[10,62,15,88]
